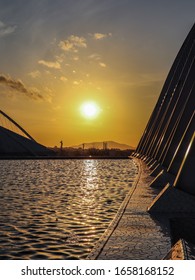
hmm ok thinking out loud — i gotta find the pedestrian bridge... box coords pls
[0,109,52,157]
[133,23,195,211]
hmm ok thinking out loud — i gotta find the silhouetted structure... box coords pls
[60,140,63,152]
[133,23,195,208]
[133,23,195,259]
[0,110,53,158]
[103,142,108,150]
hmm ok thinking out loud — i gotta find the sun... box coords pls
[80,101,101,119]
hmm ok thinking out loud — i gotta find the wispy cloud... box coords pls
[73,56,79,61]
[99,62,107,68]
[73,80,83,86]
[92,32,112,40]
[59,35,87,52]
[38,60,61,69]
[55,54,64,63]
[0,74,43,100]
[88,53,101,61]
[88,54,107,68]
[0,20,17,38]
[60,76,68,82]
[28,70,41,78]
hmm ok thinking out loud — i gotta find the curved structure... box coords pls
[0,110,52,157]
[0,110,36,142]
[134,23,195,205]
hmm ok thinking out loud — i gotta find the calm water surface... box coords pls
[0,159,137,259]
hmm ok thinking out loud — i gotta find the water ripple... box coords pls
[0,159,137,259]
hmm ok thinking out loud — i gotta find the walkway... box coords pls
[87,158,171,259]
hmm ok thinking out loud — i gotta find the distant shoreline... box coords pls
[0,155,132,160]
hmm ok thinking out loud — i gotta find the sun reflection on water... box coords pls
[0,159,137,259]
[80,160,99,207]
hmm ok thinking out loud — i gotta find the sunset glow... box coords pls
[80,102,101,119]
[0,1,194,148]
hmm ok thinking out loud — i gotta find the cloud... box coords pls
[55,54,64,63]
[60,76,68,82]
[28,70,41,78]
[73,80,83,85]
[59,35,87,52]
[99,62,107,68]
[38,60,61,69]
[0,21,17,38]
[88,53,101,61]
[70,35,87,48]
[92,33,112,40]
[73,56,79,61]
[59,40,74,52]
[88,54,107,68]
[0,74,43,100]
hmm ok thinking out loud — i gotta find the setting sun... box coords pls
[80,101,101,119]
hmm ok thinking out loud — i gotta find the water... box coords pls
[0,159,137,259]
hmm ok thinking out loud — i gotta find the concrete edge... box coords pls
[163,239,185,260]
[182,239,195,260]
[163,238,195,260]
[86,158,142,260]
[148,183,195,213]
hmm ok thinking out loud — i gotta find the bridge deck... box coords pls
[87,158,195,260]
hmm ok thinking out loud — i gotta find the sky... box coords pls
[0,0,194,148]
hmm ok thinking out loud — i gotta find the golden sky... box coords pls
[0,1,194,147]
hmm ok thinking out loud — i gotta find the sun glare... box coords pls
[80,101,100,119]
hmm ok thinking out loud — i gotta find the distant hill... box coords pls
[71,141,135,150]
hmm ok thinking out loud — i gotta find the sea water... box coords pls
[0,159,137,259]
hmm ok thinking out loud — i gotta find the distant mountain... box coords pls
[71,141,135,150]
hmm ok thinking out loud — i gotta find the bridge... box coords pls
[133,23,195,205]
[0,109,52,157]
[132,23,195,258]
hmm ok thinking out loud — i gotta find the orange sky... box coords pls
[0,1,194,147]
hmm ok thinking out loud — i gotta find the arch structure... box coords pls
[0,110,52,157]
[0,110,36,142]
[133,23,195,210]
